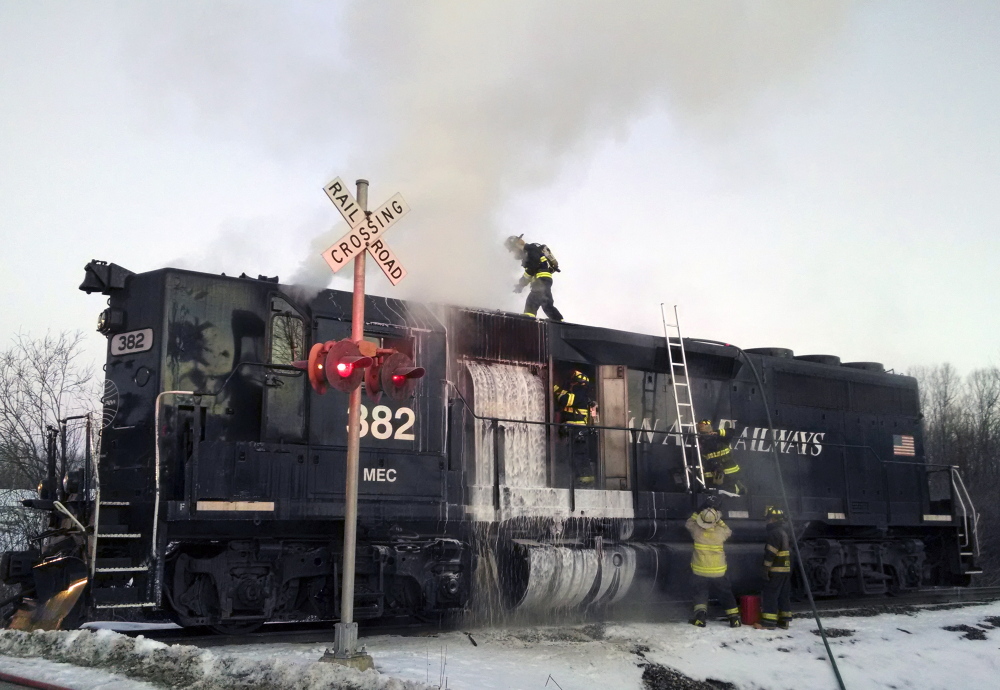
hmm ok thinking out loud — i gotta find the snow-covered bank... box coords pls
[0,628,434,690]
[210,602,1000,690]
[3,602,1000,689]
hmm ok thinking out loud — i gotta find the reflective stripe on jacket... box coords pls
[699,427,740,482]
[521,243,554,281]
[554,384,590,425]
[685,513,732,577]
[764,521,792,573]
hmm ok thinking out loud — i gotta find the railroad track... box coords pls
[123,616,447,648]
[798,585,1000,618]
[112,587,1000,648]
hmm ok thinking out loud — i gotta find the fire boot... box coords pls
[729,616,742,628]
[689,610,707,627]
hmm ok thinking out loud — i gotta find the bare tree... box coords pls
[0,331,98,580]
[0,332,97,491]
[911,364,1000,585]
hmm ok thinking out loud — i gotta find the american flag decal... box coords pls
[893,434,915,456]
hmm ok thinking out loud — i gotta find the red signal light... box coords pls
[324,340,373,393]
[380,352,425,402]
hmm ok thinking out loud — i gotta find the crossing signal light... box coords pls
[325,340,374,393]
[297,342,333,395]
[380,352,425,402]
[293,339,375,394]
[364,351,425,403]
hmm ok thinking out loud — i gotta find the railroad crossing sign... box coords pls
[321,177,410,285]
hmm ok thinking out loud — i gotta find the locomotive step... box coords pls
[94,602,157,609]
[99,501,131,506]
[94,557,135,569]
[96,524,137,533]
[96,532,143,539]
[91,586,143,606]
[95,565,150,573]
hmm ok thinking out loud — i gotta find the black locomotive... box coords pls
[0,260,981,632]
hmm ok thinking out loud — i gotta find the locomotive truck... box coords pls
[0,260,981,632]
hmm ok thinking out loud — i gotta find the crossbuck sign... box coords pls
[321,177,410,285]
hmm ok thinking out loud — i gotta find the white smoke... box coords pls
[121,1,854,306]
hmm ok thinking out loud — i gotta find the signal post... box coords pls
[301,177,420,669]
[338,178,369,668]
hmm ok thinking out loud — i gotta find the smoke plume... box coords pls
[122,1,853,307]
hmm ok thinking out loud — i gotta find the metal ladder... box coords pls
[661,304,705,492]
[87,416,157,611]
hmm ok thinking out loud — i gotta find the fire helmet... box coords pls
[505,234,526,253]
[764,505,785,520]
[571,369,590,384]
[696,507,721,529]
[696,419,714,433]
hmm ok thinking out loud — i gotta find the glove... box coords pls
[513,284,524,294]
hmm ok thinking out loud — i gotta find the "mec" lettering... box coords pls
[363,468,397,482]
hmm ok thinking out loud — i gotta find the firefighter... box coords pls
[553,369,597,486]
[686,506,742,627]
[505,235,564,322]
[755,505,793,630]
[696,420,743,497]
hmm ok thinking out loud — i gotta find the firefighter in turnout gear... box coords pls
[554,369,597,487]
[697,420,743,497]
[685,506,741,628]
[755,506,793,630]
[506,234,564,322]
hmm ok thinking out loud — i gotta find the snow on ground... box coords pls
[0,654,159,690]
[3,602,1000,690]
[0,628,435,690]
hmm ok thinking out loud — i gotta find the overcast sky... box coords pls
[2,1,998,378]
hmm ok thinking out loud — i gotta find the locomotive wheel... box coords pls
[209,619,265,635]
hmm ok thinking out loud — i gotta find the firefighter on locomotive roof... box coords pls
[696,420,745,497]
[505,234,563,322]
[554,369,598,487]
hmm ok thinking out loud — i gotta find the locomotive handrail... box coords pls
[950,468,980,556]
[446,379,645,434]
[447,379,648,509]
[191,361,302,398]
[751,438,967,527]
[447,381,975,536]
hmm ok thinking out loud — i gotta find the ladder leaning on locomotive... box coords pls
[0,260,981,632]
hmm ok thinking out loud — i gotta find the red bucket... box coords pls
[739,595,761,625]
